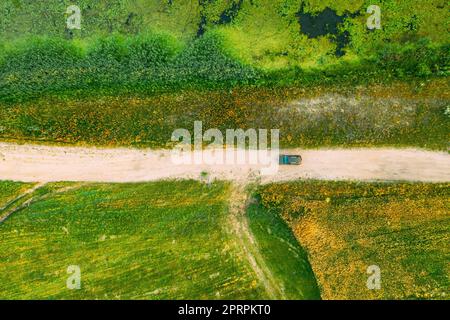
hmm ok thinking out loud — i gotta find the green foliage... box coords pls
[1,37,84,102]
[347,0,449,58]
[258,181,450,299]
[173,31,258,85]
[0,32,448,103]
[214,0,449,69]
[375,41,450,78]
[123,0,202,39]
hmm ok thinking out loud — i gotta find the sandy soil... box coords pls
[0,142,449,183]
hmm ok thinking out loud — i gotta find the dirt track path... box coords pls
[0,182,46,223]
[1,142,449,183]
[227,184,286,299]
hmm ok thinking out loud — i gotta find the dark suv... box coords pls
[279,155,302,165]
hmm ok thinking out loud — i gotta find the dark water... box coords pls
[296,6,359,57]
[218,0,243,24]
[197,0,243,37]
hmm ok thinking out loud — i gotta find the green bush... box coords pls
[376,40,450,78]
[0,31,259,101]
[172,32,258,86]
[0,31,448,103]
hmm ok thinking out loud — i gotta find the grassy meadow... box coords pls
[0,79,448,150]
[257,181,450,300]
[0,180,319,300]
[0,0,449,301]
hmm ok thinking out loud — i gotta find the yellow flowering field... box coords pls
[258,181,450,299]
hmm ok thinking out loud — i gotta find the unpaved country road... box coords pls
[0,142,449,183]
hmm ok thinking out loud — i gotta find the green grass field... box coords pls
[247,201,320,299]
[0,181,35,207]
[0,1,448,103]
[257,181,450,300]
[0,180,319,300]
[2,179,448,300]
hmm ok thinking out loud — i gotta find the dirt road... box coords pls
[1,142,449,183]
